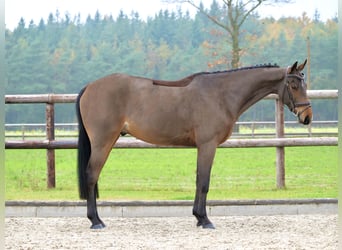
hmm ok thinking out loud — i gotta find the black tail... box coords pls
[76,87,99,199]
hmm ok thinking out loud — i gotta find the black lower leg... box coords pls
[192,184,214,229]
[87,186,105,229]
[193,199,215,229]
[193,142,217,229]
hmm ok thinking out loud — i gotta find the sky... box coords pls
[5,0,338,30]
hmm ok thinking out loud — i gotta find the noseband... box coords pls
[283,72,311,117]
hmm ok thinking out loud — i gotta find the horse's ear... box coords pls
[297,59,307,71]
[288,61,298,73]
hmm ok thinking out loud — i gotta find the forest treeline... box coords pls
[5,2,338,123]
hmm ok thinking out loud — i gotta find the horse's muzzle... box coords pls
[296,105,312,125]
[302,115,311,125]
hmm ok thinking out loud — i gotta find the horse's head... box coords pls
[282,59,312,125]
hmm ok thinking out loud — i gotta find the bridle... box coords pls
[283,70,311,117]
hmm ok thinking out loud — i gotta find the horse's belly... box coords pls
[123,121,196,147]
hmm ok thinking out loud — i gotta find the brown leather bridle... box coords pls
[283,73,311,117]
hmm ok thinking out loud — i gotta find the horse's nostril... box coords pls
[303,116,311,125]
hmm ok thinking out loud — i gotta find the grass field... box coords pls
[5,146,338,201]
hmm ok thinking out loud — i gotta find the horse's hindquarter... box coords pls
[79,74,133,144]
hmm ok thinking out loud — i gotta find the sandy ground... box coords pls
[5,215,337,249]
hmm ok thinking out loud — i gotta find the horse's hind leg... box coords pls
[86,149,109,229]
[86,132,121,229]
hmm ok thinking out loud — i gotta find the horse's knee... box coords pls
[201,183,209,193]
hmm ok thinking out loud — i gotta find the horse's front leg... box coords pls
[193,142,217,229]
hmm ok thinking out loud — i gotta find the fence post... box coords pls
[275,98,285,188]
[21,124,25,140]
[46,101,55,188]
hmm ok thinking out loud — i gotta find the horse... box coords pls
[76,60,312,229]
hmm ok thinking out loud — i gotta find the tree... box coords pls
[165,0,293,68]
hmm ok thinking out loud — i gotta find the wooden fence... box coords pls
[4,120,339,139]
[5,90,338,189]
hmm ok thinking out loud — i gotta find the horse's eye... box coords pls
[291,82,299,90]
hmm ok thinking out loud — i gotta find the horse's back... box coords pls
[85,73,150,94]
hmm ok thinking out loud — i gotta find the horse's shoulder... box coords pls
[152,73,202,87]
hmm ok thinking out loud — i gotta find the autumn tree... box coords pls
[165,0,293,68]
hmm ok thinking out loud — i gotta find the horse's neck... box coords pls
[224,68,285,118]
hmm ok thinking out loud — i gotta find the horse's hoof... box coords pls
[197,221,215,229]
[90,223,106,229]
[202,223,215,229]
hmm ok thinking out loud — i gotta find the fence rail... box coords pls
[4,120,338,139]
[5,137,338,149]
[5,90,338,189]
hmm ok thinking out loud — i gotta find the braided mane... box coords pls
[153,63,279,87]
[199,63,279,75]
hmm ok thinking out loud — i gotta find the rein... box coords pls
[283,72,311,116]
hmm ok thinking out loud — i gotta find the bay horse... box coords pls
[76,60,312,229]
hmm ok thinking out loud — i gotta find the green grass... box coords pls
[5,146,338,201]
